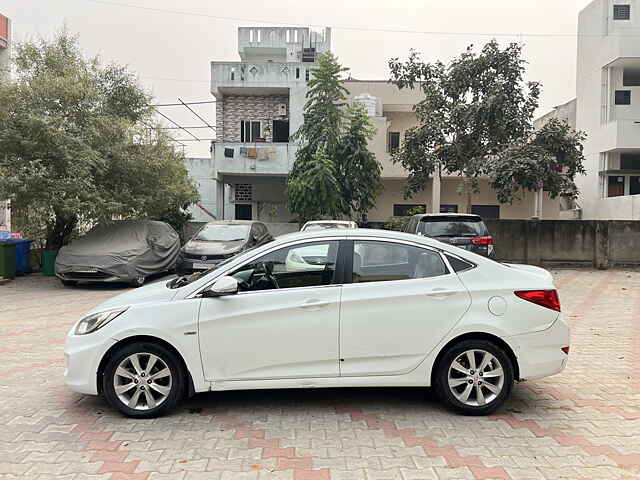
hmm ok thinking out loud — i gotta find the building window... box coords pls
[387,132,400,152]
[615,90,631,105]
[623,67,640,86]
[614,4,631,20]
[241,121,261,143]
[631,176,640,195]
[620,153,640,170]
[305,69,310,81]
[296,67,300,79]
[471,205,500,219]
[440,204,459,213]
[393,204,426,217]
[607,176,625,197]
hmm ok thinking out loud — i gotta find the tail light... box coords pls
[514,289,561,312]
[471,236,493,246]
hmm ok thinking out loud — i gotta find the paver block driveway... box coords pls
[1,270,640,480]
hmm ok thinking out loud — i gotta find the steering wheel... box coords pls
[261,261,280,289]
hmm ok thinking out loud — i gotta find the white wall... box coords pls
[367,179,559,223]
[576,0,640,218]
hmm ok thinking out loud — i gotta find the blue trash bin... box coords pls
[6,239,33,274]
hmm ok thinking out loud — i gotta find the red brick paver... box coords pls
[1,270,640,479]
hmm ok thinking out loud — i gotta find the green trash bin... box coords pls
[42,249,58,276]
[0,242,17,280]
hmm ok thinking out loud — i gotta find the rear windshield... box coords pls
[417,216,488,237]
[194,224,250,242]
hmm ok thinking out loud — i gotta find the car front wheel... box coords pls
[434,339,514,415]
[102,342,185,418]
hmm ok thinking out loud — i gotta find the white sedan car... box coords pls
[65,229,569,418]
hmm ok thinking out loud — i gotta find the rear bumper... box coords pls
[505,314,570,381]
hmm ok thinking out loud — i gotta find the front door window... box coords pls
[230,241,339,291]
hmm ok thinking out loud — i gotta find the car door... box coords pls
[339,239,471,377]
[198,239,343,381]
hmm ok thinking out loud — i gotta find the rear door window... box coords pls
[417,217,488,237]
[353,241,448,283]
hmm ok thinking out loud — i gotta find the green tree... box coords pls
[336,105,383,221]
[488,119,586,204]
[0,29,198,249]
[388,41,541,211]
[288,53,382,223]
[287,148,340,223]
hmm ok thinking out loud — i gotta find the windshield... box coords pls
[303,223,350,232]
[417,217,488,237]
[194,224,250,242]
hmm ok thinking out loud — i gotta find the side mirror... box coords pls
[202,276,238,298]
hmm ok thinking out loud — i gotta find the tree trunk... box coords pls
[46,213,78,251]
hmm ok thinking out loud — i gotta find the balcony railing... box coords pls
[211,62,314,91]
[213,142,298,176]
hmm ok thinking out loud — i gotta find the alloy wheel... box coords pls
[447,349,505,407]
[113,353,172,410]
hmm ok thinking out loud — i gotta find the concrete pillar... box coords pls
[214,178,225,220]
[525,220,541,265]
[532,188,543,219]
[594,220,610,270]
[431,167,441,213]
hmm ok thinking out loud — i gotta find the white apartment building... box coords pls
[575,0,640,219]
[205,26,559,225]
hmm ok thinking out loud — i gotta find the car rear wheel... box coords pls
[434,339,513,415]
[102,342,185,418]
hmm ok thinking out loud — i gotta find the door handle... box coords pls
[299,299,331,310]
[427,288,455,300]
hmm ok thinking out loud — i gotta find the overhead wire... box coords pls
[87,0,601,39]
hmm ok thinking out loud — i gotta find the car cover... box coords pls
[55,220,180,280]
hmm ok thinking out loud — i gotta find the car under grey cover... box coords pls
[55,220,180,281]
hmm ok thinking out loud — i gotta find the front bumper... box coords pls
[176,256,227,273]
[505,314,570,381]
[64,331,117,395]
[57,271,123,283]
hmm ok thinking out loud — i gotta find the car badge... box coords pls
[201,256,207,261]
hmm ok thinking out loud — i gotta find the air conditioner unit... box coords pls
[276,103,287,117]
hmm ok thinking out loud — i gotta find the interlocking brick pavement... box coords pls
[1,270,640,480]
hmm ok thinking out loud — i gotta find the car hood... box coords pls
[183,240,245,255]
[86,279,178,314]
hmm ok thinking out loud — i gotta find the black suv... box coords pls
[403,214,495,258]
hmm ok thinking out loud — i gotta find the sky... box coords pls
[2,0,596,158]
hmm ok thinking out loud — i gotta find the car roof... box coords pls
[204,220,259,226]
[411,213,482,220]
[275,228,443,248]
[304,220,354,224]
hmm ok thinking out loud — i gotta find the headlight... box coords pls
[74,308,128,335]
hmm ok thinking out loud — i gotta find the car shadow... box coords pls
[71,384,536,420]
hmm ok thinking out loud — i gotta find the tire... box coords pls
[434,339,514,416]
[102,342,185,418]
[129,276,145,288]
[59,279,78,287]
